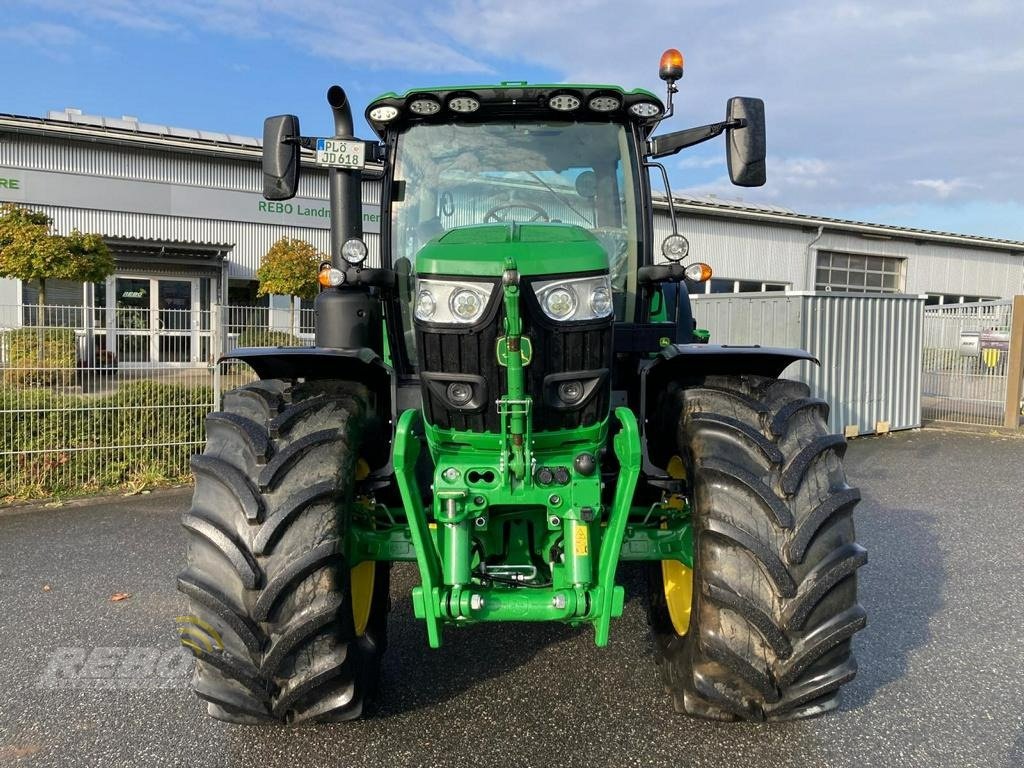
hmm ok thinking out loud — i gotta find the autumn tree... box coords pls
[0,204,115,310]
[256,237,323,333]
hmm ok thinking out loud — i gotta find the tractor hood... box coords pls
[415,223,609,278]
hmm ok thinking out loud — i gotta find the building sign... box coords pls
[0,166,381,233]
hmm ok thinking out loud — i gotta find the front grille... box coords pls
[416,299,613,433]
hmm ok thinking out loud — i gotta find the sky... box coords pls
[2,0,1023,240]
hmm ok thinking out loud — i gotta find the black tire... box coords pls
[177,378,390,725]
[649,374,866,721]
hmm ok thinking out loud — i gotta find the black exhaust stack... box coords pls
[316,85,381,353]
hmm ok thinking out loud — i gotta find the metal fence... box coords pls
[691,292,926,435]
[0,301,320,499]
[921,300,1014,426]
[0,302,216,498]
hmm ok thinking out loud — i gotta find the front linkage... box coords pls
[392,258,644,648]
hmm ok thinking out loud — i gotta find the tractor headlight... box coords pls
[414,278,493,325]
[534,275,614,322]
[341,238,368,265]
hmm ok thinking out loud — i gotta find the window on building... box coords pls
[299,297,315,335]
[815,251,905,294]
[226,280,268,334]
[697,279,792,294]
[925,293,1000,306]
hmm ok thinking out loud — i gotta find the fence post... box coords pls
[1004,295,1024,429]
[212,302,222,410]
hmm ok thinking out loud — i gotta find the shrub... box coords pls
[2,327,76,387]
[0,379,214,499]
[236,329,302,347]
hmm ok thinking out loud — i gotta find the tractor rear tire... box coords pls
[177,379,389,724]
[649,374,866,721]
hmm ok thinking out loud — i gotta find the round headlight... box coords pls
[341,238,368,265]
[549,93,582,111]
[448,96,480,113]
[662,234,689,262]
[369,105,399,122]
[415,289,436,320]
[446,382,473,406]
[544,287,577,319]
[628,102,662,119]
[557,380,584,405]
[409,97,441,115]
[589,285,613,316]
[450,288,485,322]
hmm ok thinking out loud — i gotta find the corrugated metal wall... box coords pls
[692,292,925,434]
[32,206,381,279]
[1,126,1020,295]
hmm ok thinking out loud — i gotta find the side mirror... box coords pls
[726,97,766,187]
[262,114,301,200]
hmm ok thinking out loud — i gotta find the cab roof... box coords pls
[364,82,665,140]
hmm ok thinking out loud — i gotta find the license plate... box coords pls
[315,138,366,169]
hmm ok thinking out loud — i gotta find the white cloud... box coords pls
[7,0,1024,228]
[911,178,981,198]
[13,0,493,72]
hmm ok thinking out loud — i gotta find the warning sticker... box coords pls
[574,525,589,556]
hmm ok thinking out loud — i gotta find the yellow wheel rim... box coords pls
[350,560,376,637]
[662,559,693,636]
[350,457,376,636]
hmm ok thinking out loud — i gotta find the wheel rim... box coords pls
[662,453,693,636]
[350,560,376,637]
[350,457,375,637]
[662,559,693,636]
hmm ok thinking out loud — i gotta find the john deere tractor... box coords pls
[178,49,866,724]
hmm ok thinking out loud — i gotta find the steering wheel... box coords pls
[483,202,551,223]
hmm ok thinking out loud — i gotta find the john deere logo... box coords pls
[175,615,223,656]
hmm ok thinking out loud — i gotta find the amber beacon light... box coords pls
[659,48,684,82]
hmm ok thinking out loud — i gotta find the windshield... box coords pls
[389,121,640,366]
[391,121,639,287]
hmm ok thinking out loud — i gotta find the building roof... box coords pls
[654,194,1024,254]
[2,110,1021,254]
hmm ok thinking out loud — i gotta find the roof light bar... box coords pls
[548,93,582,112]
[408,97,441,115]
[368,105,399,122]
[628,101,662,119]
[448,95,480,113]
[588,95,621,112]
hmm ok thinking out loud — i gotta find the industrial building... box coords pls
[1,108,1022,365]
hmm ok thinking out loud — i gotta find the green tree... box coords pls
[0,204,115,309]
[255,237,323,333]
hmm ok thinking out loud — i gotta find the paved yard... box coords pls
[0,429,1021,767]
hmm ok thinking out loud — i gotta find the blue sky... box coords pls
[3,0,1023,240]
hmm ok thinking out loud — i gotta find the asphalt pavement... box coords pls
[0,428,1022,768]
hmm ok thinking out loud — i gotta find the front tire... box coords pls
[649,375,866,721]
[178,379,389,724]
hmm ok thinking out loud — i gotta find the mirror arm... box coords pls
[647,118,744,159]
[644,161,679,236]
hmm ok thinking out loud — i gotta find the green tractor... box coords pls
[178,49,866,724]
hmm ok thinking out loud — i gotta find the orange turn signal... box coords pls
[684,262,713,282]
[318,266,345,287]
[659,48,684,82]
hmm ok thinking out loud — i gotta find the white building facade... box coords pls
[1,108,1022,365]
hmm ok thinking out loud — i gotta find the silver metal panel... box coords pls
[35,206,382,278]
[692,292,924,434]
[0,132,380,203]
